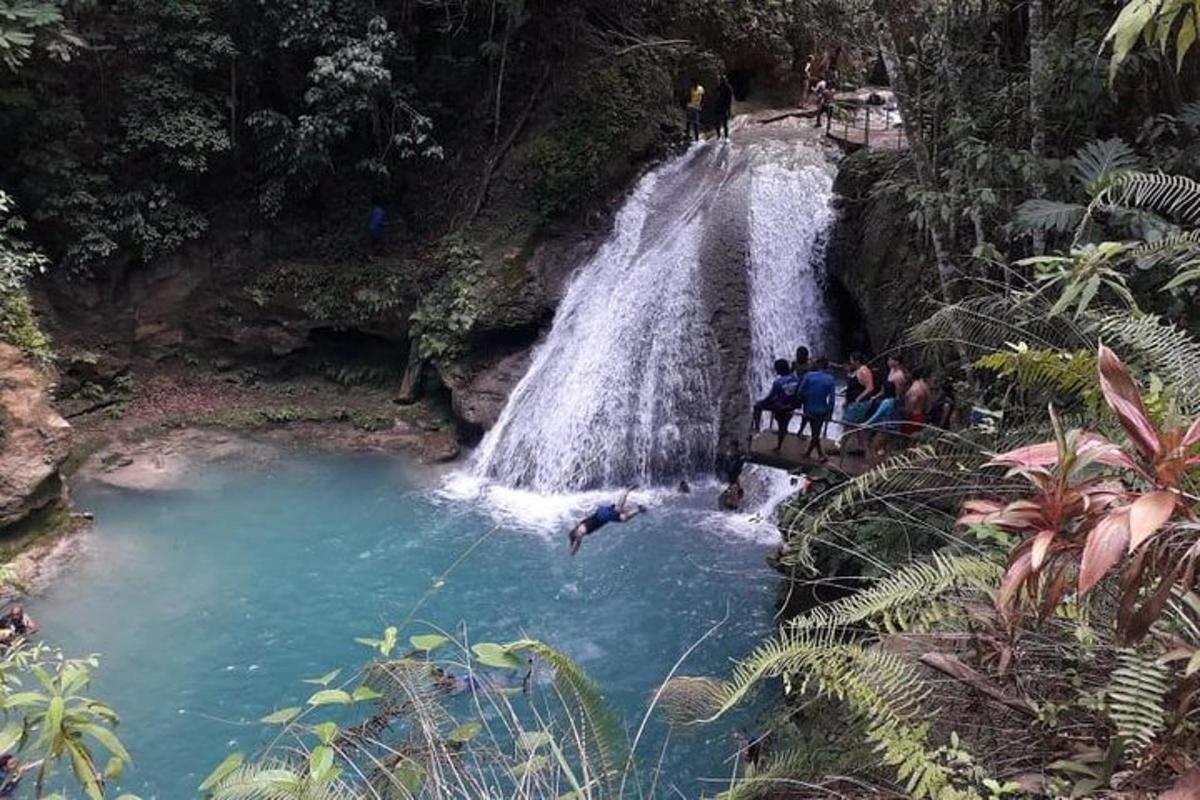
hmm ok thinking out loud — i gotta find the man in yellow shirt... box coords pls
[686,77,704,141]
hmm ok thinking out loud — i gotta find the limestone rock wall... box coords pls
[0,344,71,532]
[827,149,935,355]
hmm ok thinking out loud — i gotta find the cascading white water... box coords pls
[471,139,836,495]
[746,153,835,393]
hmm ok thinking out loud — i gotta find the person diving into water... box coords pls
[568,486,647,555]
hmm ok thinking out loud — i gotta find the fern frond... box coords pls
[1105,649,1169,758]
[1093,313,1200,414]
[792,553,1003,634]
[505,639,629,788]
[975,348,1099,408]
[206,760,362,800]
[1132,229,1200,265]
[1091,171,1200,227]
[781,442,993,570]
[908,294,1090,360]
[717,748,826,800]
[1181,100,1200,129]
[660,631,970,799]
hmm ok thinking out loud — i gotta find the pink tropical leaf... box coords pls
[1182,416,1200,449]
[1128,490,1177,551]
[997,548,1035,619]
[1097,345,1160,461]
[1030,529,1056,571]
[1078,510,1130,594]
[988,441,1059,468]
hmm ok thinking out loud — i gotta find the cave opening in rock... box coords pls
[301,327,408,389]
[727,68,755,100]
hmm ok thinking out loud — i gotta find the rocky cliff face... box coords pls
[827,149,933,354]
[0,344,71,533]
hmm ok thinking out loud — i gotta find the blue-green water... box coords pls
[27,451,779,798]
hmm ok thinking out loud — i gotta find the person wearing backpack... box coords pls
[752,359,801,453]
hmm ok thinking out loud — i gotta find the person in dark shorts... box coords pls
[568,487,646,555]
[685,77,705,141]
[715,74,734,140]
[753,359,802,452]
[797,356,836,461]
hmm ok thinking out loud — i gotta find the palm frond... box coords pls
[1071,138,1141,195]
[1132,229,1200,266]
[1014,199,1087,233]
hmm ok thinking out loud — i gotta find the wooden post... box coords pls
[864,106,871,148]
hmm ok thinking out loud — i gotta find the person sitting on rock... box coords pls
[568,487,647,555]
[752,359,802,453]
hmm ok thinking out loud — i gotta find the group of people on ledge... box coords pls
[752,346,957,465]
[684,75,735,142]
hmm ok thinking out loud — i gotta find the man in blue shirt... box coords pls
[798,356,836,461]
[753,359,802,453]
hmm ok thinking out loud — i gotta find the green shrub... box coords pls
[0,289,51,361]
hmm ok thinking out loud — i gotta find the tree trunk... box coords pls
[871,4,958,308]
[1028,0,1050,254]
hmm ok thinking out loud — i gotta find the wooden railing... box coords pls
[824,100,908,151]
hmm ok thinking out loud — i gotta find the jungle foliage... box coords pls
[659,1,1200,796]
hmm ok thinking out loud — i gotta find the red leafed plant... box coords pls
[960,345,1200,641]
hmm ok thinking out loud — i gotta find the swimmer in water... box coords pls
[568,486,646,555]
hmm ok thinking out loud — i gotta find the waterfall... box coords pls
[471,140,835,494]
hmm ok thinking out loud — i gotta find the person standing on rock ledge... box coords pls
[715,75,734,141]
[685,77,705,142]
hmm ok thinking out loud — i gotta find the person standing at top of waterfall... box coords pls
[798,357,836,461]
[715,75,734,141]
[812,81,834,128]
[752,359,802,453]
[800,55,814,107]
[568,487,647,555]
[367,200,386,256]
[686,77,705,142]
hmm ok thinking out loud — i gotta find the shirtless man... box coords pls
[903,368,933,436]
[568,487,646,555]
